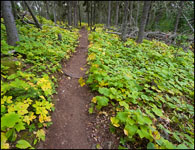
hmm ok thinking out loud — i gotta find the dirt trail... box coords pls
[37,28,95,149]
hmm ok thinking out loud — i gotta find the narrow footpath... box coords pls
[37,28,95,149]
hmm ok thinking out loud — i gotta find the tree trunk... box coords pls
[24,1,42,29]
[87,1,89,26]
[174,1,184,33]
[129,1,133,27]
[11,1,17,19]
[90,1,93,26]
[99,2,103,24]
[107,1,111,27]
[78,1,81,26]
[93,1,96,25]
[115,1,119,26]
[135,2,140,27]
[2,1,19,46]
[136,1,151,43]
[53,2,56,24]
[68,1,72,26]
[45,1,50,20]
[74,1,78,27]
[121,1,129,41]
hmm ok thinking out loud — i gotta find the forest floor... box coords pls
[37,28,119,149]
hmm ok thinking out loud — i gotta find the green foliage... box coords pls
[1,15,79,149]
[87,26,194,149]
[16,140,33,149]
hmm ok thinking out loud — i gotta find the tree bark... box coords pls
[78,1,81,26]
[44,1,50,20]
[68,1,72,26]
[135,2,140,27]
[146,2,152,30]
[121,1,129,41]
[129,1,133,27]
[136,1,151,43]
[107,1,111,27]
[87,1,90,26]
[73,1,78,27]
[53,2,57,24]
[93,1,96,25]
[174,1,184,33]
[90,1,93,26]
[11,1,17,20]
[24,1,42,29]
[2,1,19,46]
[115,1,119,26]
[99,2,103,24]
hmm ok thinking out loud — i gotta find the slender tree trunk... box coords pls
[90,1,93,26]
[53,2,56,24]
[73,1,78,27]
[93,1,96,25]
[24,1,42,29]
[2,1,19,46]
[129,1,133,27]
[121,1,129,41]
[115,1,119,26]
[136,1,151,43]
[78,1,81,26]
[135,2,140,27]
[68,1,72,26]
[99,2,103,24]
[87,1,89,26]
[146,2,152,30]
[174,1,184,33]
[45,1,50,20]
[107,1,111,27]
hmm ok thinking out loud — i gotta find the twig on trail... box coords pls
[62,70,88,79]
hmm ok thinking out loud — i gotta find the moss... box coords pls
[1,57,18,75]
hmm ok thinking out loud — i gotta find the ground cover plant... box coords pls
[1,16,79,149]
[86,26,194,149]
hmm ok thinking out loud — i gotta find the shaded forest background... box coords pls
[2,1,194,45]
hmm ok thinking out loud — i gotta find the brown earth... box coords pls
[37,28,119,149]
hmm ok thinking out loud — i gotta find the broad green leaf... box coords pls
[147,142,155,149]
[124,124,138,137]
[1,112,20,128]
[1,105,6,114]
[96,96,109,109]
[162,139,176,149]
[152,106,163,117]
[126,118,135,125]
[173,132,181,142]
[116,112,129,123]
[16,140,32,149]
[176,143,189,149]
[15,122,25,132]
[137,126,151,140]
[98,87,110,97]
[36,129,45,141]
[119,101,129,109]
[88,107,93,114]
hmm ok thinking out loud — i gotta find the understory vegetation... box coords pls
[1,16,79,149]
[86,26,194,149]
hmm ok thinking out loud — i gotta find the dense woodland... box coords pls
[1,1,194,149]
